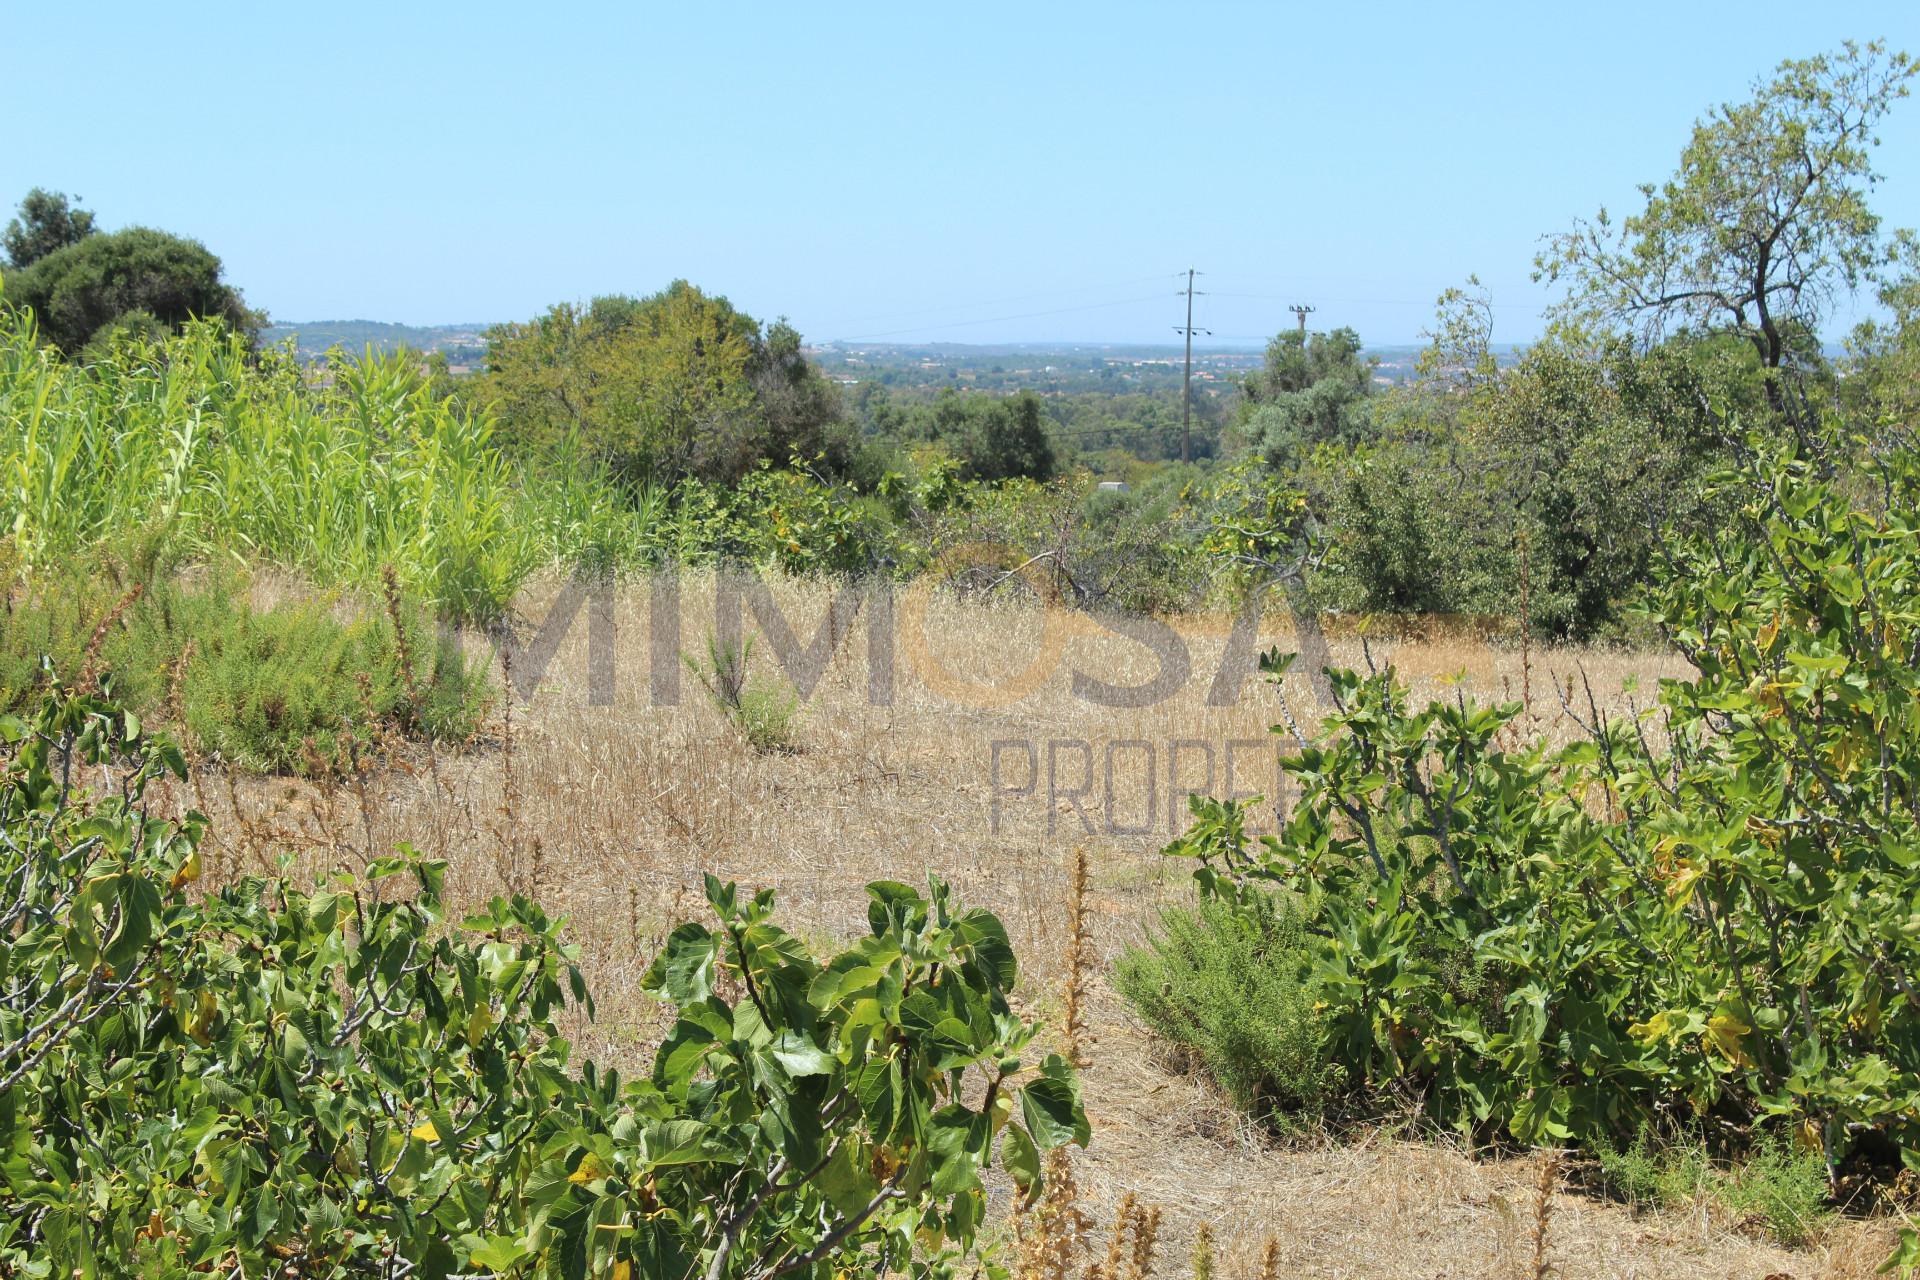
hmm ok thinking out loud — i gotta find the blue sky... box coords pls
[9,2,1919,345]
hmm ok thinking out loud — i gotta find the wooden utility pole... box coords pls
[1289,303,1316,335]
[1174,269,1209,465]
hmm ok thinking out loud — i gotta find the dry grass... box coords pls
[156,570,1896,1278]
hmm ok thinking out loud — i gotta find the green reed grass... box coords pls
[0,308,657,623]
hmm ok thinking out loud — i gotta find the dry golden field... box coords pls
[171,572,1899,1279]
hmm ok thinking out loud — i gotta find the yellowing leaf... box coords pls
[568,1152,609,1185]
[1664,858,1705,905]
[411,1120,440,1143]
[169,848,201,892]
[1628,1010,1679,1044]
[611,1262,632,1280]
[1831,734,1871,778]
[1703,1014,1752,1066]
[464,1003,493,1048]
[186,990,217,1045]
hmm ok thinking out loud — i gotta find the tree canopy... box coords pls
[1233,326,1377,466]
[945,390,1058,483]
[1536,40,1917,372]
[4,224,260,355]
[1,188,96,268]
[482,280,854,485]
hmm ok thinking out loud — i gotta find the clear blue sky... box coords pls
[10,2,1919,345]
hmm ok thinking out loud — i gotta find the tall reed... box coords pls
[0,311,656,623]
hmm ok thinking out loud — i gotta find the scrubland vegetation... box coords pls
[2,34,1920,1280]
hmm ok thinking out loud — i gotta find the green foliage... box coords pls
[0,563,491,774]
[1459,336,1739,639]
[482,281,856,486]
[1309,334,1749,639]
[4,226,261,355]
[0,677,1085,1277]
[1316,445,1459,618]
[0,312,548,623]
[2,188,97,269]
[945,391,1059,483]
[1847,228,1920,426]
[0,303,911,623]
[904,466,1223,615]
[1537,40,1916,371]
[656,464,903,577]
[1114,892,1333,1122]
[1233,327,1377,467]
[851,379,1226,468]
[1166,422,1920,1217]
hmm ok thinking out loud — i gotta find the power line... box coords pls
[1174,268,1209,465]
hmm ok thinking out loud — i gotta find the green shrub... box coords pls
[685,633,801,754]
[0,675,1085,1276]
[1719,1134,1834,1248]
[1114,892,1334,1122]
[1592,1130,1832,1247]
[0,564,490,773]
[1165,420,1920,1266]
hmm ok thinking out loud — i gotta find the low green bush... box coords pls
[684,632,802,754]
[1592,1130,1833,1246]
[1114,892,1334,1124]
[0,675,1086,1277]
[0,564,490,773]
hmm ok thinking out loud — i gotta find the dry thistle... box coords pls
[497,645,520,890]
[1086,1192,1137,1280]
[1189,1220,1214,1280]
[163,639,195,731]
[1256,1236,1280,1280]
[1062,846,1094,1069]
[1012,1146,1092,1280]
[1124,1204,1159,1280]
[381,566,422,714]
[1527,1147,1563,1280]
[1516,524,1534,724]
[77,582,144,691]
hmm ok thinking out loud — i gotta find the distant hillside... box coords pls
[262,320,493,365]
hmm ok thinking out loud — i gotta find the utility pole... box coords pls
[1289,304,1316,335]
[1174,268,1209,465]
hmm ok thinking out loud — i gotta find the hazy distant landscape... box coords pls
[263,321,1515,386]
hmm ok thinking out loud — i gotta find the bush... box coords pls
[0,564,491,773]
[1162,419,1920,1265]
[1592,1130,1832,1247]
[0,675,1086,1276]
[1115,892,1334,1122]
[685,633,801,754]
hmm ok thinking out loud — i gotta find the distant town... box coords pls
[260,320,1523,390]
